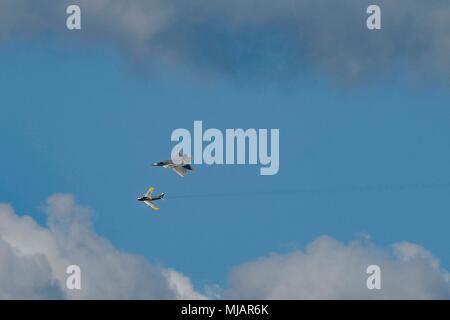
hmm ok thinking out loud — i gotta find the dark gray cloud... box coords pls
[1,0,450,82]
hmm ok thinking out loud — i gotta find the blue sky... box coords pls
[1,34,450,292]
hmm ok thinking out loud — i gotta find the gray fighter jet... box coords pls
[152,151,194,177]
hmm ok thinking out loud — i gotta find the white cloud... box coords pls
[226,236,450,299]
[1,195,449,299]
[163,269,207,300]
[0,195,206,299]
[0,237,63,299]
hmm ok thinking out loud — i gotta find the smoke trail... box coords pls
[167,182,450,200]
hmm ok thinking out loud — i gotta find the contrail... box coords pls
[167,182,450,200]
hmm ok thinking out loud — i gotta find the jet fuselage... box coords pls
[137,193,165,202]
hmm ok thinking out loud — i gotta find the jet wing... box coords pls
[145,187,155,197]
[181,154,191,164]
[144,201,160,211]
[172,166,188,177]
[173,152,191,165]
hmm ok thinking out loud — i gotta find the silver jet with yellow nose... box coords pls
[137,187,165,211]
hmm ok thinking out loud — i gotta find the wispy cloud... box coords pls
[1,0,450,82]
